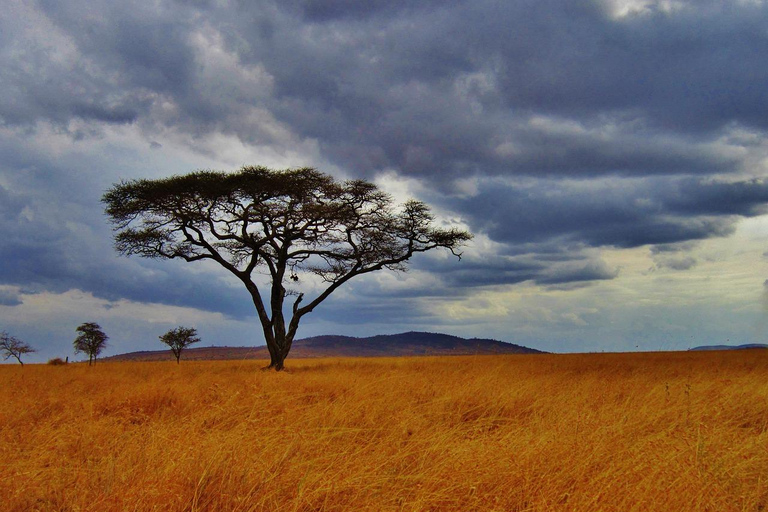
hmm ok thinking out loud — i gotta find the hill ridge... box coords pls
[102,331,544,362]
[689,343,768,351]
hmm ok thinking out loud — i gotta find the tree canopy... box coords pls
[74,322,109,365]
[103,166,472,370]
[159,326,201,364]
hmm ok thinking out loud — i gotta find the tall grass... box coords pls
[1,351,766,511]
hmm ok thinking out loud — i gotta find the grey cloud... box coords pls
[0,289,23,307]
[312,292,436,326]
[664,179,768,216]
[1,1,196,130]
[415,257,543,288]
[490,1,768,132]
[219,0,768,180]
[283,0,450,21]
[3,0,768,328]
[0,146,256,318]
[0,178,256,316]
[648,242,699,270]
[654,256,698,271]
[541,282,594,292]
[650,241,699,255]
[0,216,255,318]
[535,260,619,286]
[36,1,197,95]
[0,240,255,318]
[453,176,764,250]
[408,249,618,289]
[6,0,767,181]
[0,184,25,218]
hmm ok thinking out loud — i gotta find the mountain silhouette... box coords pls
[102,331,544,362]
[689,343,768,351]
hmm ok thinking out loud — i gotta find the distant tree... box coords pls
[0,332,35,366]
[73,322,108,365]
[103,166,471,370]
[159,326,201,364]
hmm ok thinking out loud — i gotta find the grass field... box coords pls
[1,351,767,511]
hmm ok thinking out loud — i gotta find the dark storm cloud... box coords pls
[2,1,761,163]
[1,0,199,130]
[535,260,619,285]
[220,0,768,179]
[2,0,768,320]
[489,1,768,132]
[665,179,768,216]
[283,0,450,21]
[0,237,254,318]
[397,247,619,290]
[0,145,254,317]
[452,177,768,251]
[0,214,255,319]
[404,256,543,289]
[9,0,763,177]
[443,257,619,288]
[35,0,197,93]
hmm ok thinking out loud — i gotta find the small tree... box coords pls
[0,332,35,366]
[104,166,471,370]
[73,322,108,365]
[159,326,200,364]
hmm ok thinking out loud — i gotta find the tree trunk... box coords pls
[264,332,291,371]
[264,338,279,370]
[271,351,286,371]
[265,342,286,371]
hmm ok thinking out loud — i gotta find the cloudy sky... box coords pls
[3,0,768,362]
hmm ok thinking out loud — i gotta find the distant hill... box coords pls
[295,331,544,357]
[689,343,768,351]
[102,331,545,362]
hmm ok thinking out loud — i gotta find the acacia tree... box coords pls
[74,322,108,365]
[160,326,201,364]
[0,332,35,366]
[103,166,472,371]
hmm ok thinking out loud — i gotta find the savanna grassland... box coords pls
[1,351,767,511]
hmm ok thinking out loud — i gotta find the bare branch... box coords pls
[0,332,35,366]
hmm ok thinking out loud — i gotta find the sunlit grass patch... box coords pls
[1,351,767,511]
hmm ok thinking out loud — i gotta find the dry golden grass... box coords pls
[1,350,767,511]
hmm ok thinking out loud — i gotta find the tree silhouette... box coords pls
[104,166,471,370]
[0,332,35,366]
[159,326,200,364]
[73,322,108,365]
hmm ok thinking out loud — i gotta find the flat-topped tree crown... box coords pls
[103,166,472,370]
